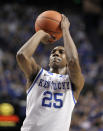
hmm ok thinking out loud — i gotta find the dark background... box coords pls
[0,0,103,131]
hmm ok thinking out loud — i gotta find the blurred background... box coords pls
[0,0,103,131]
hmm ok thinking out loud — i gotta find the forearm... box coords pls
[63,28,84,96]
[17,30,45,58]
[62,28,78,62]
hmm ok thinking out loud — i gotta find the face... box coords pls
[49,46,67,68]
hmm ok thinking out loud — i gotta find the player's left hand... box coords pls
[61,14,70,30]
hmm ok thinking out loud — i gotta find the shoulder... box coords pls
[26,67,43,90]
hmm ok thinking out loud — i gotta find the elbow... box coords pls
[71,57,78,62]
[16,52,25,63]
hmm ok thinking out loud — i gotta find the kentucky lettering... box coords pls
[38,79,70,90]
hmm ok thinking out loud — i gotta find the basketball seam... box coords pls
[36,23,61,34]
[38,16,60,23]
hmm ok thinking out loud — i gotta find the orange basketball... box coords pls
[35,10,62,43]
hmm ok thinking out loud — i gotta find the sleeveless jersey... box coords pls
[21,68,76,131]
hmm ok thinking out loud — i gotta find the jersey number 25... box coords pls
[42,91,63,108]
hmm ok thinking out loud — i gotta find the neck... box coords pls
[49,67,67,75]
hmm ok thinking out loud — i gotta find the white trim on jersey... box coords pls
[71,84,77,104]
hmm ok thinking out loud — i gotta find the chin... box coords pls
[50,60,64,68]
[51,63,61,68]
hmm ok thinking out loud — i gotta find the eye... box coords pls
[51,49,56,54]
[59,49,64,54]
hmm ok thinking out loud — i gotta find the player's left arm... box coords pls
[61,14,85,101]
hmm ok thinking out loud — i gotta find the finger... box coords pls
[61,14,65,20]
[66,17,68,21]
[49,34,52,38]
[51,35,56,40]
[46,33,51,39]
[61,14,64,17]
[62,14,66,17]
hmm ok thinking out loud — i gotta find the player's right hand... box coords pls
[41,30,51,44]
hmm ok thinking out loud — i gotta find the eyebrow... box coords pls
[51,48,65,53]
[51,49,56,53]
[59,49,64,51]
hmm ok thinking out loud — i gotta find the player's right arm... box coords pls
[16,30,50,86]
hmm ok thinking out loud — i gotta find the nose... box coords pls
[53,51,59,57]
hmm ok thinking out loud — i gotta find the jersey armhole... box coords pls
[26,68,43,95]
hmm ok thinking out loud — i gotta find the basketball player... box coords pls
[16,14,84,131]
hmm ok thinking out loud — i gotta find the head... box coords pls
[49,46,67,70]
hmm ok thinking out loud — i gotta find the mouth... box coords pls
[51,57,62,63]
